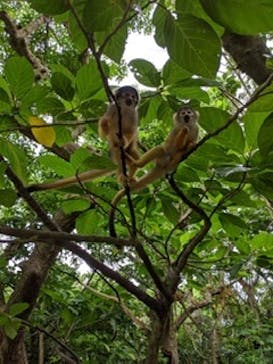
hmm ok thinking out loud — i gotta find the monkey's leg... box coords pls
[127,146,165,168]
[126,145,141,180]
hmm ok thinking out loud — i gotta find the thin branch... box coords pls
[22,320,80,364]
[1,157,61,231]
[0,10,49,78]
[167,176,211,292]
[0,224,163,316]
[0,225,133,247]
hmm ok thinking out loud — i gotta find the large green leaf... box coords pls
[162,60,191,85]
[37,155,75,177]
[257,112,273,157]
[0,139,27,183]
[248,85,273,112]
[61,198,90,214]
[82,0,123,32]
[76,210,103,234]
[219,213,247,238]
[75,62,103,100]
[29,0,69,15]
[100,26,127,63]
[201,0,273,35]
[199,107,245,153]
[0,189,17,207]
[51,73,74,101]
[36,96,65,115]
[164,14,220,78]
[5,57,34,99]
[243,111,268,149]
[152,5,167,47]
[129,59,161,88]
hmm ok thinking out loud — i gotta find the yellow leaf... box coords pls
[29,116,56,147]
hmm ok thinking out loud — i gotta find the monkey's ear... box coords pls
[195,110,200,118]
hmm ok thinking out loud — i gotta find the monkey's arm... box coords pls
[27,168,115,192]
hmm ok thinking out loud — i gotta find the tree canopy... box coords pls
[0,1,273,363]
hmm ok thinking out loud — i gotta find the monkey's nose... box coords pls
[184,115,190,122]
[126,99,132,106]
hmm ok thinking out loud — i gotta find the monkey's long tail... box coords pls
[27,169,115,192]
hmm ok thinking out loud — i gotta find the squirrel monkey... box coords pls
[109,107,199,236]
[98,85,140,183]
[27,86,140,192]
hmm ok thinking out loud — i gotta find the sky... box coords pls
[122,32,168,85]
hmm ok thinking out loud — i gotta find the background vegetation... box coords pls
[0,0,273,363]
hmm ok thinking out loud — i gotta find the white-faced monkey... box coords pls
[27,86,140,192]
[109,106,199,236]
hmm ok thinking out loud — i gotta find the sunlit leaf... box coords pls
[29,116,56,147]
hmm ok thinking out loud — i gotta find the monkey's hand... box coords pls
[176,126,189,149]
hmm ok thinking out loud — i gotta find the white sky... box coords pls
[121,32,168,85]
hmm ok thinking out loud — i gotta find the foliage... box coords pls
[0,0,273,363]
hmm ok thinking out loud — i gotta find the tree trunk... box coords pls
[0,212,78,363]
[146,306,179,364]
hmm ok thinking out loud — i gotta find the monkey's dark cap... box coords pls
[115,86,139,103]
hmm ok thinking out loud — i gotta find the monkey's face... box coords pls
[115,86,139,108]
[175,107,199,125]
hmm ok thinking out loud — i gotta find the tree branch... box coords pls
[0,10,49,79]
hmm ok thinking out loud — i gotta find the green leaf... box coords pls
[199,107,245,153]
[37,96,65,115]
[251,175,273,200]
[160,197,180,224]
[51,72,74,101]
[76,210,102,234]
[164,14,220,78]
[257,113,273,158]
[129,59,161,88]
[100,26,127,63]
[21,85,49,109]
[162,60,191,85]
[219,213,247,237]
[4,324,18,340]
[30,0,69,15]
[0,115,17,132]
[243,111,268,149]
[9,303,29,317]
[75,62,103,100]
[5,57,34,99]
[38,155,75,177]
[61,199,90,214]
[0,189,17,207]
[0,139,27,183]
[152,5,167,47]
[55,126,72,146]
[251,232,273,250]
[248,85,273,112]
[70,148,115,170]
[201,0,273,35]
[82,0,123,32]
